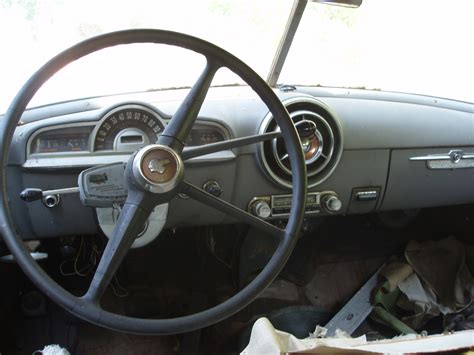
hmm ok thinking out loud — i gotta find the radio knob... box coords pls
[322,194,342,213]
[252,200,271,219]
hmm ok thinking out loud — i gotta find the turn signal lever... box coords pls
[20,187,79,202]
[20,187,79,208]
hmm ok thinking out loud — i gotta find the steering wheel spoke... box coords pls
[158,59,220,152]
[181,118,319,161]
[182,131,282,161]
[180,181,285,239]
[84,191,154,303]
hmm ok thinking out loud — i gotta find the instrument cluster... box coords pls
[29,103,228,156]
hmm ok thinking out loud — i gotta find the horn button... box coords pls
[142,150,177,183]
[133,145,183,193]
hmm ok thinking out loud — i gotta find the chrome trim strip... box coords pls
[410,155,452,161]
[23,151,235,169]
[410,150,474,163]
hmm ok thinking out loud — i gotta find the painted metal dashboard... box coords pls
[5,86,474,240]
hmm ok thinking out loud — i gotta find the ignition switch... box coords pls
[43,194,60,208]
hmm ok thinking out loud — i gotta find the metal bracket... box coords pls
[323,267,381,337]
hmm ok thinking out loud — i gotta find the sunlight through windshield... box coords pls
[281,0,474,102]
[0,0,291,112]
[0,0,472,113]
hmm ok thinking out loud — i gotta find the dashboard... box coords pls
[4,86,474,243]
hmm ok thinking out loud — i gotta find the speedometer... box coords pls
[93,104,165,151]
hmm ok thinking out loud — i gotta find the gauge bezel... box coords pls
[185,121,229,146]
[90,103,167,152]
[27,122,96,157]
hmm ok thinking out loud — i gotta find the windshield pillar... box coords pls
[267,0,308,87]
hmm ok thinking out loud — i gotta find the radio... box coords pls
[248,191,342,219]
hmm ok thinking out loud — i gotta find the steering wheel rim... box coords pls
[0,29,307,335]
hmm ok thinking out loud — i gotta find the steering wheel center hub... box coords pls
[132,144,183,193]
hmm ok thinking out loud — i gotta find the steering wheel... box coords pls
[0,29,307,335]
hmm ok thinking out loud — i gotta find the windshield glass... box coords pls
[0,0,472,114]
[280,0,474,103]
[0,0,292,113]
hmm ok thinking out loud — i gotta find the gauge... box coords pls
[93,104,165,151]
[30,126,92,154]
[199,130,223,145]
[186,128,225,146]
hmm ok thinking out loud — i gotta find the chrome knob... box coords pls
[203,180,222,197]
[252,200,271,219]
[43,194,60,208]
[322,194,342,213]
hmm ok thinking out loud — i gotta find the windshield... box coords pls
[280,0,474,103]
[1,0,472,114]
[0,0,292,113]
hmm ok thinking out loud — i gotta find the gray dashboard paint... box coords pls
[296,86,473,113]
[20,172,97,238]
[4,86,474,240]
[382,147,474,211]
[319,98,474,149]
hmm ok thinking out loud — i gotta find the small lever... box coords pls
[20,187,79,202]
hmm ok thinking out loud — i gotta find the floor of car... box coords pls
[1,205,473,354]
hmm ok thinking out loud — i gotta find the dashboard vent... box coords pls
[259,98,343,188]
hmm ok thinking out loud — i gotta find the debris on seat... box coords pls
[242,237,474,354]
[444,304,474,331]
[242,317,474,354]
[373,236,474,332]
[405,236,471,311]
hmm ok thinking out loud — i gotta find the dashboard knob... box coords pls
[322,194,342,213]
[202,180,222,197]
[252,200,271,219]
